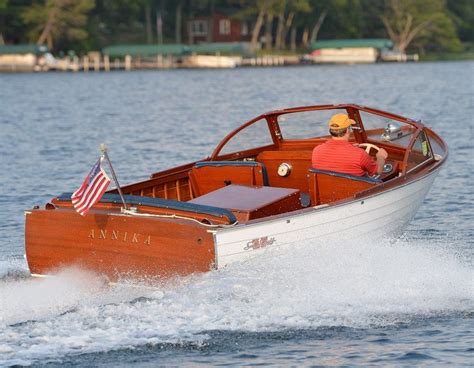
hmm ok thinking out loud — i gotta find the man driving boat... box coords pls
[312,113,388,177]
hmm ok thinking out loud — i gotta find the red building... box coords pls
[187,14,250,44]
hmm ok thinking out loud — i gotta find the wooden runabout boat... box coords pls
[25,104,448,281]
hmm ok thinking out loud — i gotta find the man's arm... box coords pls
[375,148,388,174]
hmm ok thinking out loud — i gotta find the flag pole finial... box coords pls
[100,143,107,155]
[100,144,128,211]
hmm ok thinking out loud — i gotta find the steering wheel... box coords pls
[357,143,381,154]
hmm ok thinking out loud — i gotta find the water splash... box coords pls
[0,237,472,366]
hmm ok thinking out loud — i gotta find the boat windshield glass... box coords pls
[219,118,274,155]
[407,130,433,172]
[359,111,416,148]
[277,109,348,139]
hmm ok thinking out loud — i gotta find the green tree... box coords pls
[380,0,460,53]
[1,0,32,44]
[251,0,275,51]
[297,0,377,48]
[447,0,474,43]
[274,0,311,50]
[88,0,146,48]
[21,0,95,50]
[1,0,468,54]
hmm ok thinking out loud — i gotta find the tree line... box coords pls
[0,0,472,55]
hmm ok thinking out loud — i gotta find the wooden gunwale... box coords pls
[106,104,447,214]
[51,198,236,225]
[104,108,446,215]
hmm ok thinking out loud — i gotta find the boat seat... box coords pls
[55,192,238,224]
[256,150,313,193]
[189,161,269,197]
[307,168,382,205]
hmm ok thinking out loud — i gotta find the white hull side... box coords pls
[213,171,439,268]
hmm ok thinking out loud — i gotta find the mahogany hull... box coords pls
[25,208,216,281]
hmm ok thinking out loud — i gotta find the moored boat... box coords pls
[24,104,448,281]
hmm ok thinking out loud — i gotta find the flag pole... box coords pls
[100,143,128,211]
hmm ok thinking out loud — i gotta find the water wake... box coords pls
[0,237,472,365]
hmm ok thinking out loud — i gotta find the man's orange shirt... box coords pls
[312,140,377,177]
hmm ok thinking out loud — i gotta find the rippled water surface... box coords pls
[0,62,473,366]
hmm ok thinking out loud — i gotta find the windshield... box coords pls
[277,108,349,140]
[218,118,274,156]
[359,111,416,148]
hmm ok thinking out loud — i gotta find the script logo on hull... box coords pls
[244,236,276,251]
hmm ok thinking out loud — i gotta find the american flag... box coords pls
[71,158,111,216]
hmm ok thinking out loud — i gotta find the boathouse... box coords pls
[0,44,51,71]
[102,43,249,68]
[308,39,394,63]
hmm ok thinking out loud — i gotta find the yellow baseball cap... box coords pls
[328,113,355,129]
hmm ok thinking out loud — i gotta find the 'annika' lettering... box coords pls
[88,229,151,245]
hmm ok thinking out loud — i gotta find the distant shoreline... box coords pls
[418,51,474,61]
[0,53,472,74]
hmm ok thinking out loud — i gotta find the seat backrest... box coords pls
[307,168,381,205]
[256,150,312,193]
[189,161,269,197]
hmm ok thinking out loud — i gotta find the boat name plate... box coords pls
[88,229,152,245]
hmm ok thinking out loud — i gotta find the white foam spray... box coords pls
[0,237,472,366]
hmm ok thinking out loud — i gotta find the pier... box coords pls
[0,41,419,73]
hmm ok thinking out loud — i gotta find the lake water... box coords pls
[0,62,473,367]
